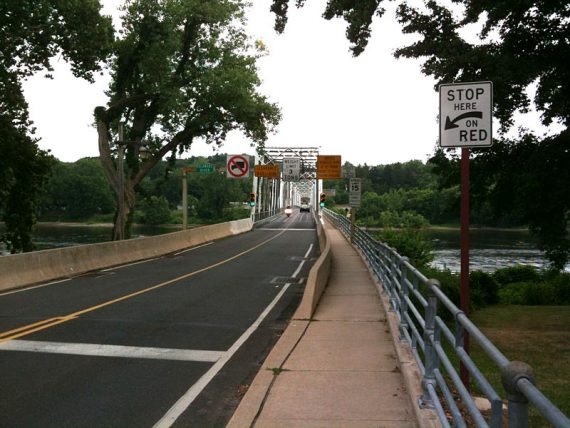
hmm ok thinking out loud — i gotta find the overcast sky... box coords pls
[22,0,558,166]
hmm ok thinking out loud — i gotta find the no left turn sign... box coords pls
[226,155,250,178]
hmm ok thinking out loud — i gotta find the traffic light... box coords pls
[319,192,326,207]
[249,192,256,207]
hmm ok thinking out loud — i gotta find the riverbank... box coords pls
[34,221,182,229]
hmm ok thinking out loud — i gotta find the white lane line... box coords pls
[0,278,72,296]
[101,257,159,272]
[153,283,293,428]
[173,242,213,256]
[303,244,314,259]
[292,243,314,278]
[0,340,224,362]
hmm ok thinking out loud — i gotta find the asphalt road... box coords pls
[0,209,318,427]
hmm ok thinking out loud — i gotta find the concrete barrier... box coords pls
[0,218,253,292]
[292,213,332,320]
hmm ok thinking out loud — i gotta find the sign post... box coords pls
[440,81,492,390]
[349,178,361,244]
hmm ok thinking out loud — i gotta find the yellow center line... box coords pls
[0,317,63,338]
[0,230,287,344]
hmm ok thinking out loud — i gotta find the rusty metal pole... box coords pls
[460,147,470,389]
[182,169,188,230]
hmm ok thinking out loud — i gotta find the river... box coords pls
[427,228,570,273]
[1,223,568,272]
[0,223,178,254]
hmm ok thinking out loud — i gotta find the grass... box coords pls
[469,305,570,426]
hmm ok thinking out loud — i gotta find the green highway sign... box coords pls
[196,164,214,173]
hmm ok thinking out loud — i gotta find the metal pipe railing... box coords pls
[322,208,570,428]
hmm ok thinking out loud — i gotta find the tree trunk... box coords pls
[95,106,193,241]
[111,167,138,241]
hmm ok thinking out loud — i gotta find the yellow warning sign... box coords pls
[317,155,342,179]
[254,164,280,178]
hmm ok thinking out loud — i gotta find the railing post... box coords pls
[501,361,534,428]
[388,251,398,311]
[398,257,410,341]
[420,279,440,408]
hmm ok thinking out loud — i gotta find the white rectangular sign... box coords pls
[439,81,493,148]
[282,158,300,181]
[349,178,361,207]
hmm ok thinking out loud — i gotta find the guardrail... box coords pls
[322,207,570,428]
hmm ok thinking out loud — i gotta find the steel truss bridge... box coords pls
[251,146,321,220]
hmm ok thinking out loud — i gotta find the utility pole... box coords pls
[117,123,126,241]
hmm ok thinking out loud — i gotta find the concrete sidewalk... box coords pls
[228,224,438,428]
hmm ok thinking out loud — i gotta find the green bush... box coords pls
[400,211,430,229]
[498,272,570,305]
[550,272,570,303]
[421,266,461,307]
[493,265,541,286]
[138,196,172,225]
[470,271,500,308]
[377,228,433,268]
[499,281,557,305]
[223,207,250,221]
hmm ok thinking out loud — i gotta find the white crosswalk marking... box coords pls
[0,340,224,362]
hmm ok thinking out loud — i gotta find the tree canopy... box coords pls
[95,0,280,239]
[0,0,114,251]
[271,0,570,269]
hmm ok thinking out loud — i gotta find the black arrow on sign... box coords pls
[445,111,483,130]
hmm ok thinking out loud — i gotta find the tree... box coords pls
[95,0,280,240]
[0,1,114,251]
[270,0,570,268]
[138,196,172,225]
[39,158,115,220]
[394,1,570,268]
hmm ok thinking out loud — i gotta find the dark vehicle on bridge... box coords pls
[300,196,310,212]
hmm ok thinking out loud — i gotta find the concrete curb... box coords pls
[0,218,253,292]
[226,320,310,428]
[291,215,331,320]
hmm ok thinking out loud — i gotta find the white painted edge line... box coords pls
[291,244,314,279]
[0,277,72,296]
[173,242,214,256]
[101,257,160,272]
[303,243,314,259]
[0,340,224,363]
[153,283,293,428]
